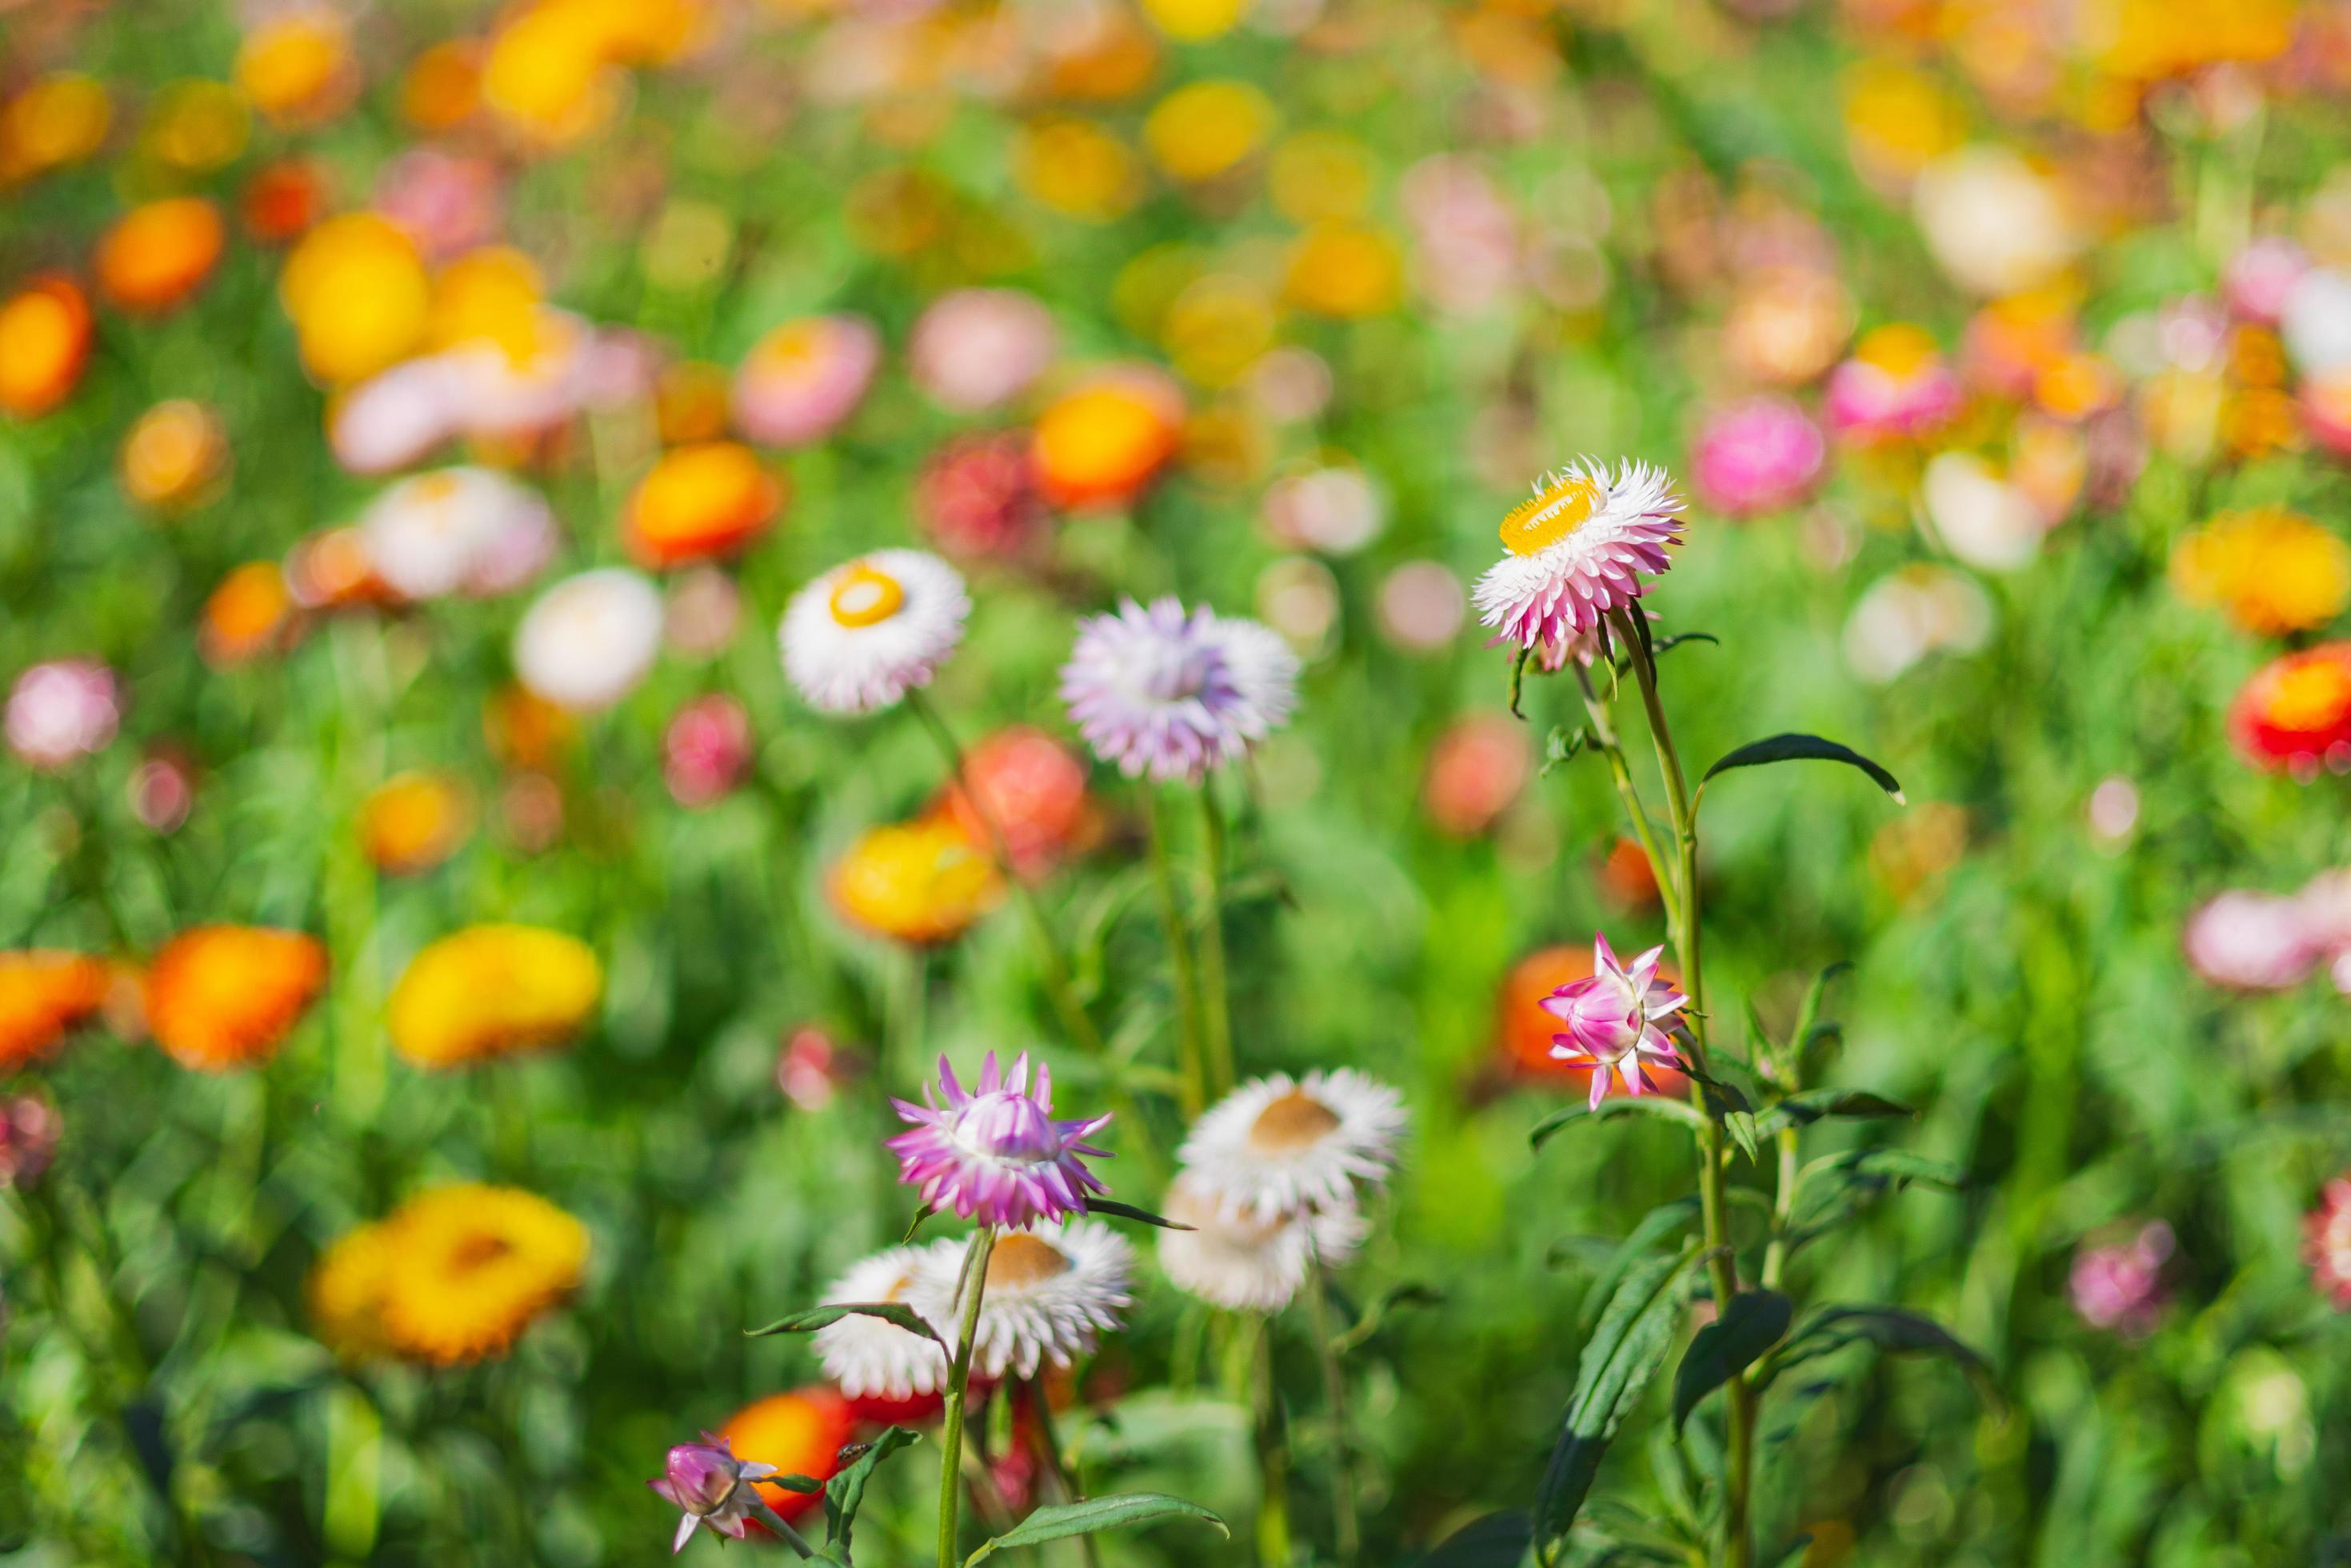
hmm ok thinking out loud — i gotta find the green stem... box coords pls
[1197,787,1236,1101]
[906,690,1106,1058]
[1251,1314,1293,1567]
[1144,790,1206,1119]
[745,1496,818,1559]
[1612,610,1753,1568]
[1573,665,1682,930]
[938,1226,998,1568]
[1302,1254,1359,1566]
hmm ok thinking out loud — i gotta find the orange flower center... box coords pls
[1500,477,1600,557]
[1247,1087,1341,1152]
[829,564,905,628]
[2268,660,2351,730]
[986,1233,1074,1289]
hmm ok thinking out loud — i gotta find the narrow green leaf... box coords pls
[770,1474,824,1494]
[1541,726,1588,779]
[1419,1509,1533,1566]
[1083,1197,1194,1231]
[1757,1306,2000,1410]
[1670,1290,1792,1433]
[1755,1089,1913,1138]
[1651,631,1719,658]
[1507,642,1534,718]
[823,1426,921,1552]
[1529,1093,1707,1149]
[1700,734,1905,804]
[901,1205,936,1245]
[963,1494,1226,1563]
[1786,1150,1966,1252]
[1787,963,1851,1064]
[1332,1281,1445,1354]
[1561,1198,1701,1330]
[1535,1242,1705,1549]
[746,1302,946,1350]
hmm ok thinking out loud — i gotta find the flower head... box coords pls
[1689,397,1826,518]
[733,314,881,448]
[2229,643,2351,776]
[2171,506,2350,637]
[908,1220,1134,1378]
[1472,459,1683,654]
[1157,1170,1366,1313]
[6,660,119,771]
[934,726,1096,882]
[1176,1069,1407,1222]
[910,289,1058,414]
[387,924,602,1068]
[1060,597,1297,784]
[374,1183,589,1365]
[2069,1222,2173,1337]
[513,568,666,712]
[830,817,1002,944]
[145,926,328,1070]
[1824,324,1964,443]
[2183,889,2318,990]
[1542,934,1688,1110]
[624,442,783,568]
[650,1434,781,1555]
[812,1242,954,1409]
[664,694,753,808]
[887,1052,1111,1229]
[0,1094,61,1188]
[780,549,970,715]
[2309,1180,2351,1309]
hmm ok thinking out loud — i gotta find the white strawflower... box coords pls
[907,1220,1133,1380]
[1157,1170,1367,1313]
[513,568,664,711]
[779,549,969,715]
[813,1242,955,1399]
[361,467,555,601]
[1177,1069,1407,1222]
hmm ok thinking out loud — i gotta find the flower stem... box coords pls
[1302,1253,1359,1566]
[1026,1380,1105,1568]
[906,690,1106,1059]
[1197,786,1237,1101]
[1250,1314,1294,1567]
[746,1497,818,1560]
[938,1226,998,1568]
[1144,789,1207,1118]
[1611,610,1753,1568]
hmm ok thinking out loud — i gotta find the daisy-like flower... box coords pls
[513,568,666,712]
[1158,1170,1368,1313]
[1472,459,1684,654]
[811,1242,955,1402]
[1176,1069,1408,1222]
[1543,933,1688,1110]
[1060,597,1297,784]
[908,1220,1134,1379]
[887,1052,1112,1229]
[779,549,970,715]
[649,1434,781,1555]
[2307,1178,2351,1310]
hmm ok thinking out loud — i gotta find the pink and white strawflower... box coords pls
[648,1434,783,1554]
[2069,1222,2172,1337]
[887,1052,1112,1230]
[1689,397,1826,519]
[1472,459,1682,654]
[6,660,120,771]
[2306,1178,2351,1310]
[1543,933,1689,1110]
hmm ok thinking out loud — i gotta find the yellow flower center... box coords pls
[986,1233,1074,1289]
[829,564,905,628]
[2269,661,2351,730]
[1499,477,1601,557]
[1246,1087,1341,1152]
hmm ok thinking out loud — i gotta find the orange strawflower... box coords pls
[0,277,94,418]
[831,818,1002,945]
[623,442,784,567]
[145,926,328,1070]
[202,562,298,666]
[1032,373,1182,510]
[95,198,227,314]
[718,1390,858,1524]
[358,773,474,874]
[0,952,111,1072]
[120,400,228,510]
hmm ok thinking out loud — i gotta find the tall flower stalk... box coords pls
[935,1225,998,1568]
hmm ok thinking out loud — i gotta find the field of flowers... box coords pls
[5,0,2351,1564]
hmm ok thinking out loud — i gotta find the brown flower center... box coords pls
[1247,1087,1341,1153]
[986,1232,1073,1290]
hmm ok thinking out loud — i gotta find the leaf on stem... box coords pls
[1670,1289,1793,1433]
[1530,1094,1709,1150]
[746,1303,946,1350]
[1083,1196,1196,1230]
[822,1425,922,1553]
[1699,734,1905,805]
[1417,1510,1534,1566]
[1331,1281,1445,1354]
[1541,725,1588,778]
[1535,1242,1705,1550]
[1757,1306,2001,1412]
[1509,643,1535,719]
[901,1205,936,1245]
[1754,1089,1913,1138]
[962,1494,1227,1562]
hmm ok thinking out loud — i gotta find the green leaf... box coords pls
[901,1205,936,1244]
[1786,1150,1966,1251]
[962,1494,1227,1563]
[770,1474,825,1494]
[1419,1509,1533,1566]
[1535,1242,1705,1550]
[824,1426,922,1552]
[1559,1198,1700,1331]
[1754,1090,1913,1138]
[1530,1094,1709,1150]
[1541,726,1588,779]
[1686,1069,1761,1164]
[1670,1290,1792,1433]
[1507,642,1534,718]
[746,1302,946,1350]
[1331,1281,1445,1354]
[1787,964,1851,1066]
[1699,734,1905,805]
[1650,631,1719,659]
[1083,1197,1194,1230]
[1758,1306,2001,1411]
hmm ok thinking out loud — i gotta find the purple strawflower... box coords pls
[648,1433,779,1554]
[887,1052,1111,1229]
[1542,933,1689,1110]
[2069,1222,2173,1338]
[1060,597,1297,785]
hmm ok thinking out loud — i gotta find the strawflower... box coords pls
[887,1052,1111,1229]
[1542,933,1689,1110]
